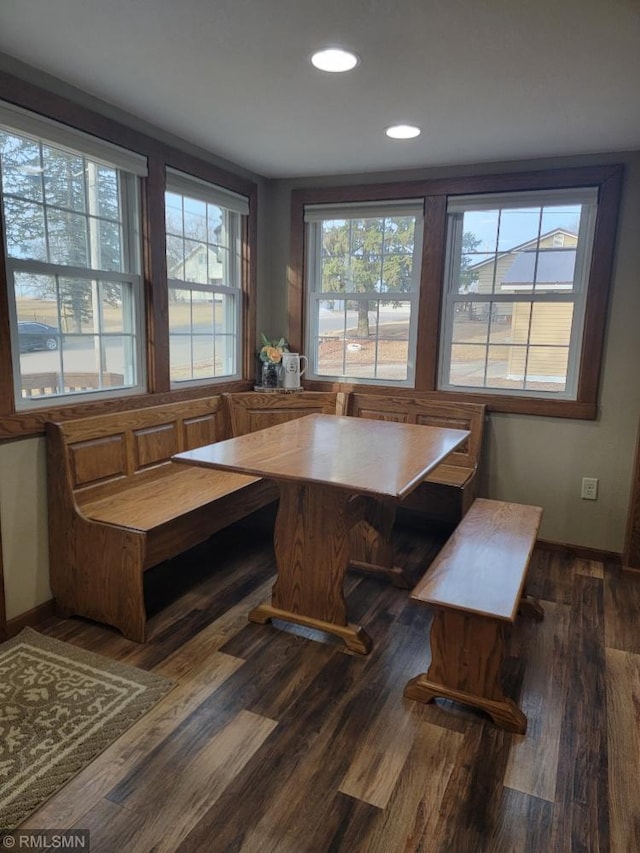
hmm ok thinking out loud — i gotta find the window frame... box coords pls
[289,164,623,418]
[0,73,258,438]
[303,200,424,387]
[437,187,598,400]
[0,128,147,409]
[164,169,248,388]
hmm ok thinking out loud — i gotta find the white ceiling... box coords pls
[0,0,639,179]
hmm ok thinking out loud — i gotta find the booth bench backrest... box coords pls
[225,391,348,437]
[347,394,485,473]
[50,395,230,500]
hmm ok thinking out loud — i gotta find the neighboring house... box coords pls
[466,229,578,383]
[168,244,224,300]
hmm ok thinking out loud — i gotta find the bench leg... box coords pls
[349,498,413,588]
[404,608,527,734]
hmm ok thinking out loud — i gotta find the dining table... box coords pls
[173,413,470,654]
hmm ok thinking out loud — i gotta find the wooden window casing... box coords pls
[289,164,623,419]
[0,71,258,438]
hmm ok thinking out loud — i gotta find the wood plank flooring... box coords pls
[18,513,639,852]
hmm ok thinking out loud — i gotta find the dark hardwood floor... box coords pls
[20,512,640,852]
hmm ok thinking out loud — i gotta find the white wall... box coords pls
[0,438,50,619]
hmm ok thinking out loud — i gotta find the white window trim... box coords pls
[438,188,598,399]
[304,201,423,387]
[165,170,246,387]
[0,114,147,409]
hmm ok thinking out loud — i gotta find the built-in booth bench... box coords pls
[46,390,488,640]
[46,396,279,643]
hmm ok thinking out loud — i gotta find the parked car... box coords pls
[18,321,59,352]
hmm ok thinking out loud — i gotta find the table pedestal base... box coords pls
[248,604,372,654]
[252,481,373,654]
[349,497,413,588]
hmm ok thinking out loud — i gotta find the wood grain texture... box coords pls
[225,390,346,436]
[45,396,277,640]
[549,574,609,852]
[250,481,372,654]
[20,650,245,830]
[175,413,469,500]
[101,710,277,852]
[16,526,632,852]
[405,609,527,733]
[504,601,570,800]
[349,497,413,588]
[606,648,640,853]
[177,413,467,653]
[347,394,485,524]
[412,499,543,621]
[406,499,543,732]
[604,562,640,654]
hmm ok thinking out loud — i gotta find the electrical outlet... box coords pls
[581,477,599,500]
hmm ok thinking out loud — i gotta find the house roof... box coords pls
[468,228,578,271]
[502,249,576,284]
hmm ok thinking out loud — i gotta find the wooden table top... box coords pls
[174,414,470,500]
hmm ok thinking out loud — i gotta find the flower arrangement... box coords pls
[258,333,289,364]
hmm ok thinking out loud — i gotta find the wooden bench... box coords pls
[346,394,486,524]
[224,390,348,436]
[46,397,278,642]
[404,498,544,733]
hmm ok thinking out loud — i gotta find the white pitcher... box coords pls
[281,352,308,389]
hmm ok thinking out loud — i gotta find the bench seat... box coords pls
[423,463,474,489]
[46,396,278,642]
[78,466,262,532]
[404,498,544,732]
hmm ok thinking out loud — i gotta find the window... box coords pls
[0,103,146,407]
[291,165,622,417]
[165,169,247,385]
[304,202,423,384]
[439,188,598,398]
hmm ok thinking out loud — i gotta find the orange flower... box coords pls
[263,345,283,363]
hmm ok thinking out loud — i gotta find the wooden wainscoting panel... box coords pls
[133,423,179,469]
[182,412,222,450]
[69,435,126,487]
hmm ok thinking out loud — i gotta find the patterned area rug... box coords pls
[0,628,172,832]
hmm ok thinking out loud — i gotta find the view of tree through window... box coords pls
[0,126,143,404]
[305,205,422,383]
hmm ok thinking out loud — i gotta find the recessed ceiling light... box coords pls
[311,48,359,73]
[385,124,421,140]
